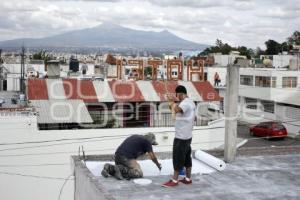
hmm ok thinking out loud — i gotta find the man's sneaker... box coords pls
[179,177,192,184]
[101,164,110,178]
[162,179,178,187]
[113,165,124,180]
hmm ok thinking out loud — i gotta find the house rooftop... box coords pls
[72,146,300,200]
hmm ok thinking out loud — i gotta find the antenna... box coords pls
[0,49,3,91]
[20,45,26,94]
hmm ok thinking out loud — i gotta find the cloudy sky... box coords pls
[0,0,299,48]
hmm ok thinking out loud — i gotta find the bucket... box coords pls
[179,168,185,176]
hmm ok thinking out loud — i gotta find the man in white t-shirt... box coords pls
[162,85,196,187]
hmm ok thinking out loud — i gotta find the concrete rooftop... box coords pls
[73,147,300,200]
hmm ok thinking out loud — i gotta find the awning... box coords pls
[63,79,98,103]
[30,100,93,124]
[27,79,221,102]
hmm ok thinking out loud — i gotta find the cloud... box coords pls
[258,7,300,19]
[0,0,299,48]
[145,0,226,8]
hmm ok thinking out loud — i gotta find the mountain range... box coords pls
[0,23,208,51]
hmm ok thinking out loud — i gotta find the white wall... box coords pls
[273,55,293,68]
[239,69,300,105]
[79,63,95,75]
[206,67,227,87]
[213,54,243,67]
[7,74,20,91]
[4,63,45,74]
[0,117,225,200]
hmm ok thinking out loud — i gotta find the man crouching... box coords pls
[101,133,162,180]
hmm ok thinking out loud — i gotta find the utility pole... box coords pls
[224,64,239,162]
[20,46,25,94]
[0,49,3,91]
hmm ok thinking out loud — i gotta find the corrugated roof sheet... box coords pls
[27,79,220,103]
[30,100,93,124]
[136,81,160,102]
[63,79,98,103]
[178,81,203,102]
[27,79,48,100]
[46,79,66,100]
[108,80,144,102]
[152,81,178,101]
[192,81,221,101]
[93,80,115,102]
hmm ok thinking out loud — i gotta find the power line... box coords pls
[0,171,74,181]
[0,139,226,158]
[0,136,297,167]
[57,173,73,200]
[0,163,69,167]
[0,126,225,147]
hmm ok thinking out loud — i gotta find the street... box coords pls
[237,122,300,148]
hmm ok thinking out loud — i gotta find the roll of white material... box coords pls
[194,150,226,171]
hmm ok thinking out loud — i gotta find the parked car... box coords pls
[249,121,287,139]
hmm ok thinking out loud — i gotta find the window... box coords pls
[282,77,297,88]
[261,100,274,113]
[245,98,258,109]
[255,76,271,87]
[240,75,253,86]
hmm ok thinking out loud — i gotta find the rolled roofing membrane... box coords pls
[195,150,226,171]
[86,150,225,178]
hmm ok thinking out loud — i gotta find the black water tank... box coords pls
[69,57,79,72]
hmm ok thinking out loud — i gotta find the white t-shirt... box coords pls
[174,98,196,140]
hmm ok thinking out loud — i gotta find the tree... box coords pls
[280,42,291,52]
[287,31,300,45]
[215,39,223,48]
[255,47,264,58]
[237,46,254,59]
[32,50,51,62]
[199,39,253,59]
[264,40,281,55]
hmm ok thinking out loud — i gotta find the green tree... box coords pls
[237,46,254,59]
[287,31,300,45]
[280,42,291,52]
[215,39,223,48]
[32,50,51,62]
[200,39,253,58]
[221,43,232,54]
[264,40,281,55]
[255,47,264,58]
[144,66,152,77]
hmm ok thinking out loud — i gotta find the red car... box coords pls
[249,121,287,139]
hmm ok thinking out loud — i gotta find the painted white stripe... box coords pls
[30,100,93,123]
[46,79,66,100]
[178,81,203,101]
[136,81,161,102]
[93,80,115,102]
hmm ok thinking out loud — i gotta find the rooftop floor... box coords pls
[74,147,300,200]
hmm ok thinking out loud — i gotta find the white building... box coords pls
[272,54,294,68]
[205,66,300,136]
[239,68,300,136]
[211,52,246,67]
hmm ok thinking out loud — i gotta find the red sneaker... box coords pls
[162,179,178,187]
[179,177,192,184]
